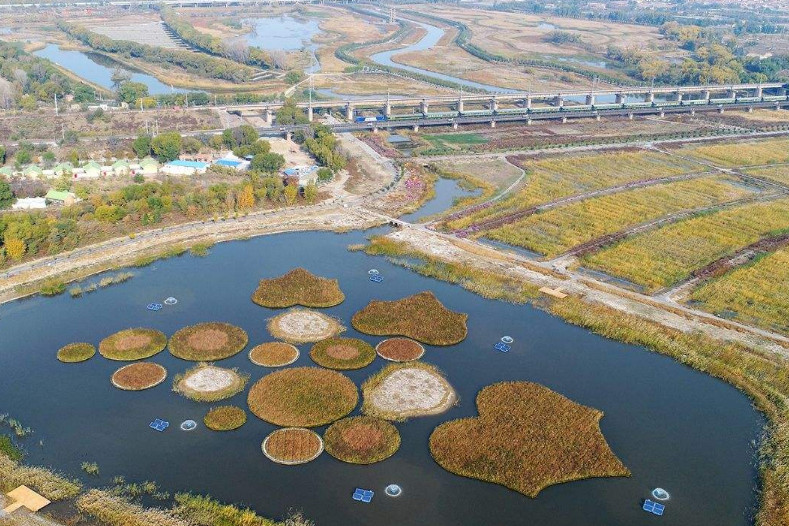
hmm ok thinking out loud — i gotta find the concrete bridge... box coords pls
[228,83,787,123]
[0,0,354,8]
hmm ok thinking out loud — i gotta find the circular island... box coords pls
[324,416,401,464]
[111,362,167,391]
[249,342,300,367]
[267,309,344,344]
[57,342,96,363]
[309,337,376,370]
[99,328,167,361]
[173,364,249,402]
[262,428,324,465]
[169,322,248,361]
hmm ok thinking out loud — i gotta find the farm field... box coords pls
[690,246,789,335]
[485,175,755,258]
[582,197,789,292]
[676,138,789,167]
[445,150,701,231]
[745,165,789,186]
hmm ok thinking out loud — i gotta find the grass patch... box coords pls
[252,268,345,308]
[81,461,100,476]
[203,405,247,431]
[309,337,376,370]
[169,322,248,361]
[362,362,456,421]
[0,451,81,501]
[111,362,168,391]
[131,245,187,268]
[249,342,300,367]
[351,291,468,346]
[376,338,425,362]
[57,342,96,363]
[39,278,66,296]
[429,381,630,497]
[261,428,324,465]
[0,435,22,462]
[173,493,277,526]
[77,489,189,526]
[324,416,400,464]
[679,138,789,167]
[99,328,167,361]
[267,309,345,344]
[247,367,358,427]
[189,242,213,257]
[424,132,489,148]
[173,363,249,403]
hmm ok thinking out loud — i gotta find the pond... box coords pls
[0,189,762,526]
[233,15,322,74]
[400,177,481,223]
[34,44,185,95]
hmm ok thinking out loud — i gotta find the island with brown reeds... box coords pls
[57,342,96,363]
[376,338,425,362]
[309,337,376,370]
[249,342,300,367]
[111,362,167,391]
[252,268,345,308]
[204,405,247,431]
[261,428,324,465]
[99,328,167,361]
[169,322,248,361]
[324,416,401,464]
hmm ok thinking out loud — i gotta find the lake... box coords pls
[0,183,762,526]
[34,44,186,95]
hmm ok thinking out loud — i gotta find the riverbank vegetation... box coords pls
[173,364,249,403]
[376,338,425,362]
[309,337,376,370]
[678,138,789,167]
[352,291,468,346]
[111,362,168,391]
[267,309,345,343]
[169,322,248,361]
[99,328,168,361]
[583,198,789,292]
[203,405,247,431]
[0,451,81,502]
[251,268,345,308]
[429,381,630,497]
[262,428,324,465]
[57,342,96,363]
[362,362,455,421]
[247,367,357,427]
[249,342,300,367]
[323,416,400,464]
[70,272,134,298]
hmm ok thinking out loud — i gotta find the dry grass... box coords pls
[309,337,376,370]
[99,328,167,361]
[249,342,300,367]
[324,416,400,464]
[487,175,752,258]
[56,342,95,363]
[169,322,248,361]
[362,362,456,421]
[351,291,468,346]
[375,338,425,362]
[247,367,357,427]
[173,363,249,403]
[251,268,345,308]
[583,197,789,291]
[203,405,247,431]
[429,381,630,497]
[0,452,81,502]
[267,309,345,344]
[678,138,789,167]
[111,362,167,391]
[746,165,789,186]
[262,428,323,465]
[77,489,189,526]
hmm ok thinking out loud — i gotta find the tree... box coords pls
[182,137,203,154]
[4,237,25,260]
[275,98,309,125]
[0,180,13,209]
[110,68,132,90]
[132,135,152,158]
[304,181,317,204]
[73,84,96,103]
[238,184,255,210]
[16,149,31,165]
[283,184,298,205]
[317,167,332,181]
[0,146,6,165]
[151,132,183,162]
[284,71,304,85]
[250,152,285,173]
[118,81,149,105]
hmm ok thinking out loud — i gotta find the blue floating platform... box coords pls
[353,488,374,503]
[643,499,665,516]
[493,342,511,353]
[369,275,384,283]
[149,418,169,432]
[147,303,163,311]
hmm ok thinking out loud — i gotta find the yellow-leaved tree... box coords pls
[5,237,26,261]
[238,184,255,210]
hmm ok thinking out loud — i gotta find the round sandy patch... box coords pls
[111,362,167,391]
[376,338,425,362]
[267,309,344,344]
[249,342,300,367]
[174,364,249,402]
[363,363,456,420]
[262,428,324,465]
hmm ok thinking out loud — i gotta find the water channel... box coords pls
[0,180,762,526]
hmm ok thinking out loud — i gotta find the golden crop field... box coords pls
[485,176,753,258]
[446,150,700,230]
[690,246,789,335]
[678,138,789,167]
[582,198,789,291]
[746,165,789,186]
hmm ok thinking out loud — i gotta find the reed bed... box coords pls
[252,268,345,308]
[583,197,789,291]
[249,342,300,367]
[679,138,789,167]
[169,322,248,361]
[352,291,468,346]
[0,451,81,501]
[429,381,629,497]
[487,175,753,258]
[324,416,401,464]
[99,328,167,361]
[172,493,276,525]
[77,489,190,526]
[309,337,376,370]
[376,338,425,362]
[111,362,168,391]
[746,165,789,186]
[57,342,96,363]
[203,405,247,431]
[690,247,789,335]
[247,367,358,427]
[262,428,324,465]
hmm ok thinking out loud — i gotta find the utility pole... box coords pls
[54,93,58,116]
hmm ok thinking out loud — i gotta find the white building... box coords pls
[12,197,47,210]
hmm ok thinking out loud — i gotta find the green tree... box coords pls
[151,132,183,162]
[275,98,309,125]
[284,71,304,85]
[0,146,6,165]
[132,135,152,158]
[182,137,203,154]
[73,84,96,103]
[283,184,298,205]
[118,81,149,105]
[0,180,13,209]
[250,152,285,173]
[16,149,31,165]
[304,181,317,204]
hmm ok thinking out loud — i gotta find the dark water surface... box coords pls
[0,225,761,525]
